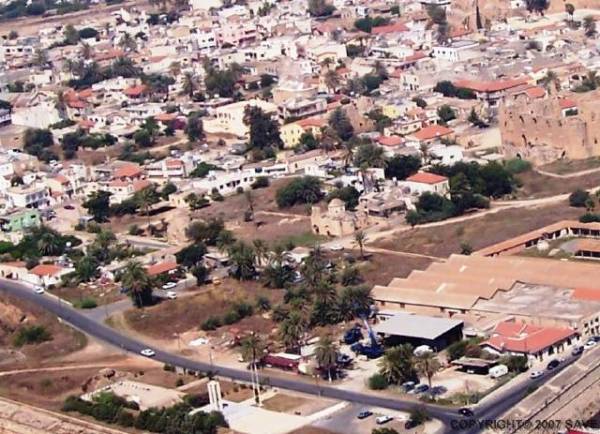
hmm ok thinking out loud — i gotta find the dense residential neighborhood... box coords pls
[0,0,600,433]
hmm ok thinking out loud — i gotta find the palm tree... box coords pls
[228,241,256,280]
[120,260,153,308]
[252,239,269,267]
[54,90,67,118]
[315,335,338,382]
[583,15,596,38]
[354,230,367,259]
[341,140,354,169]
[565,3,575,21]
[415,351,441,387]
[324,70,340,93]
[182,71,196,98]
[279,310,306,353]
[240,331,265,362]
[379,344,417,385]
[75,255,99,283]
[37,232,61,256]
[216,230,235,252]
[540,71,560,94]
[119,33,137,52]
[320,57,334,70]
[169,61,181,78]
[80,42,93,60]
[135,185,158,227]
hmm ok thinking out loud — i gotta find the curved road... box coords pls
[0,279,580,433]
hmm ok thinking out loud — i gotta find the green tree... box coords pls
[75,255,100,282]
[37,231,62,256]
[307,0,335,17]
[525,0,549,14]
[240,332,265,362]
[415,351,441,387]
[82,191,112,222]
[353,143,386,168]
[279,310,307,353]
[338,285,371,319]
[185,113,204,142]
[437,104,456,124]
[328,108,354,141]
[185,218,225,245]
[583,15,597,37]
[569,189,591,207]
[276,176,323,208]
[175,243,206,268]
[378,344,418,384]
[315,334,338,382]
[385,155,421,180]
[63,24,80,45]
[120,261,153,308]
[243,105,282,156]
[565,3,575,20]
[228,241,256,280]
[134,185,159,226]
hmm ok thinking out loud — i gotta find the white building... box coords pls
[203,99,278,138]
[403,172,450,196]
[6,183,50,209]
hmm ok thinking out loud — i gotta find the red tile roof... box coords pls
[154,112,178,122]
[296,117,326,129]
[412,124,453,141]
[406,172,448,185]
[378,135,404,147]
[525,86,546,98]
[372,22,409,35]
[30,264,64,276]
[559,98,577,109]
[481,321,577,354]
[123,84,148,97]
[454,78,529,93]
[146,260,178,276]
[132,179,151,192]
[572,287,600,302]
[114,164,142,179]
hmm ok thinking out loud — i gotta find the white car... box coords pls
[140,348,156,357]
[34,286,45,294]
[376,415,393,425]
[162,282,177,290]
[584,340,597,350]
[166,291,177,300]
[329,244,344,252]
[529,370,544,379]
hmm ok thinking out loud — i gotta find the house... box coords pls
[403,172,450,196]
[26,264,71,287]
[6,183,50,209]
[203,99,278,138]
[480,320,578,362]
[407,124,454,146]
[146,260,178,277]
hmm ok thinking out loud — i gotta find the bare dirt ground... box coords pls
[0,292,87,369]
[372,201,582,257]
[515,169,600,199]
[539,157,600,175]
[354,250,433,287]
[122,280,284,339]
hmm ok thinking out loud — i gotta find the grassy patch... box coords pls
[540,157,600,175]
[73,297,98,309]
[278,231,326,248]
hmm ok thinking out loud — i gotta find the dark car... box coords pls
[458,408,475,417]
[357,410,373,419]
[405,419,419,430]
[572,345,584,356]
[63,204,75,210]
[546,359,560,370]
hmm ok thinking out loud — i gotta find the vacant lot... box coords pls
[0,293,87,368]
[51,282,124,308]
[355,250,433,287]
[515,170,600,199]
[123,280,283,339]
[372,201,583,257]
[540,157,600,175]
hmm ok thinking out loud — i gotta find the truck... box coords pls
[350,317,384,359]
[262,353,302,372]
[343,326,363,345]
[489,364,508,379]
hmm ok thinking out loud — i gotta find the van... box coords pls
[489,364,509,379]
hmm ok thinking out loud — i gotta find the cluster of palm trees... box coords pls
[379,344,441,388]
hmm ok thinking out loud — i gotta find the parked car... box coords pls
[405,419,419,430]
[357,410,373,420]
[458,408,475,417]
[529,370,544,379]
[63,204,75,210]
[401,381,416,392]
[572,346,584,356]
[376,415,393,425]
[408,384,429,395]
[166,291,177,299]
[140,348,156,357]
[162,282,177,290]
[34,286,44,294]
[329,244,344,252]
[546,359,560,370]
[584,340,597,350]
[429,385,448,396]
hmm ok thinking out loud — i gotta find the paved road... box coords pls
[0,279,581,433]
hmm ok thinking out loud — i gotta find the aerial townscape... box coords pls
[1,0,600,433]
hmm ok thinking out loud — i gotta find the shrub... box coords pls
[13,325,52,347]
[234,301,254,318]
[116,409,135,427]
[368,373,388,390]
[580,212,600,223]
[504,158,531,174]
[569,189,591,207]
[222,310,241,325]
[251,176,269,189]
[184,393,209,407]
[175,378,184,387]
[276,176,323,208]
[78,297,98,309]
[201,316,221,331]
[163,364,176,372]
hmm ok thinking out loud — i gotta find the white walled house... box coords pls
[403,172,450,196]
